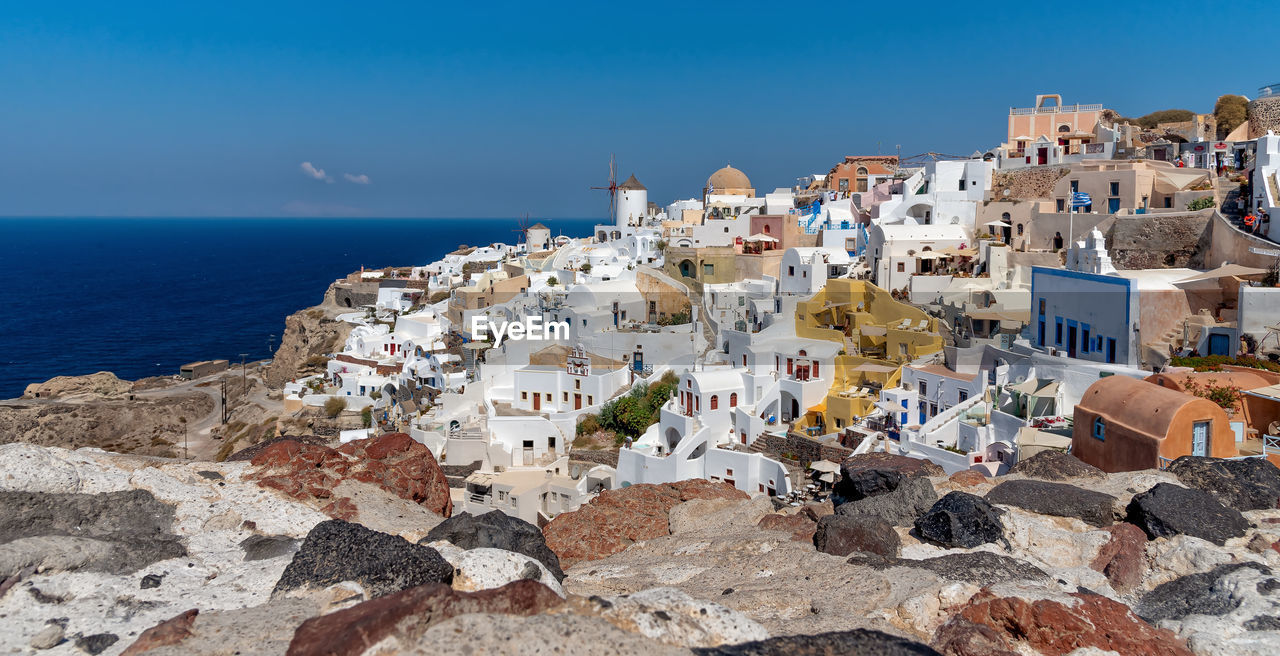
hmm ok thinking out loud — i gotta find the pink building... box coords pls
[1007,94,1105,164]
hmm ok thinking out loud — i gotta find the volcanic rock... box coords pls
[1088,522,1147,592]
[813,514,900,557]
[247,432,452,521]
[846,551,1048,585]
[1135,562,1271,623]
[285,580,563,656]
[272,519,452,599]
[0,489,185,576]
[756,513,817,542]
[120,609,198,655]
[947,470,988,488]
[913,492,1005,549]
[1167,455,1280,511]
[984,479,1116,526]
[694,628,943,655]
[1125,482,1249,545]
[423,510,564,580]
[934,589,1193,656]
[835,475,938,527]
[1007,450,1103,481]
[841,453,945,478]
[561,587,768,648]
[542,479,747,567]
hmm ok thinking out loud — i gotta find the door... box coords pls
[523,440,534,466]
[1106,338,1117,364]
[574,393,582,410]
[1208,333,1230,356]
[533,393,541,411]
[1037,148,1048,165]
[1192,421,1209,457]
[1068,325,1078,358]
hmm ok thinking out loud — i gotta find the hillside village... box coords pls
[7,88,1280,655]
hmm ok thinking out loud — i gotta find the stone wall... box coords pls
[1104,211,1212,269]
[991,167,1068,200]
[1248,95,1280,139]
[570,449,619,468]
[753,432,852,464]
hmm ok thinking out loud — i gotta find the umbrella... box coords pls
[1174,263,1267,284]
[917,251,945,260]
[985,220,1012,228]
[744,233,779,242]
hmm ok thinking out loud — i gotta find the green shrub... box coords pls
[1186,197,1215,211]
[361,406,373,428]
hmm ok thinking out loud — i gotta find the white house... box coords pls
[866,222,969,292]
[779,247,851,295]
[512,345,629,413]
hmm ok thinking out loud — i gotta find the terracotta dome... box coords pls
[707,164,751,192]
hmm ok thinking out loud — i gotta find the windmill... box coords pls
[590,153,618,222]
[512,212,531,244]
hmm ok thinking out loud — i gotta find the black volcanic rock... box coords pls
[813,514,900,557]
[835,475,938,527]
[1125,483,1248,545]
[421,510,564,581]
[1007,451,1103,481]
[985,479,1116,526]
[1167,456,1280,511]
[847,551,1049,585]
[694,628,943,655]
[1135,562,1270,623]
[914,492,1005,549]
[273,520,452,599]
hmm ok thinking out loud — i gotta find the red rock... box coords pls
[948,470,988,488]
[757,513,818,542]
[933,590,1192,656]
[286,580,564,656]
[120,609,198,655]
[542,479,747,567]
[247,434,452,520]
[1090,522,1147,592]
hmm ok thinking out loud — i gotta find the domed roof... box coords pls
[707,164,751,191]
[618,174,646,191]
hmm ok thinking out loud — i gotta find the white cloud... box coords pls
[343,173,371,185]
[300,161,332,183]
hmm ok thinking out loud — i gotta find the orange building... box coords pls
[1007,94,1105,163]
[826,156,897,193]
[1072,375,1238,473]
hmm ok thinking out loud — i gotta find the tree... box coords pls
[361,406,373,428]
[1214,95,1248,138]
[580,263,592,274]
[547,275,559,286]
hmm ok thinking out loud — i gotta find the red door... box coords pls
[533,394,541,411]
[574,394,582,410]
[1037,148,1048,165]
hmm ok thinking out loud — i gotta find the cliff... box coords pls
[263,282,356,388]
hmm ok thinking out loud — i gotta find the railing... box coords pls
[1010,103,1103,115]
[468,494,489,505]
[1259,84,1280,99]
[1157,456,1174,470]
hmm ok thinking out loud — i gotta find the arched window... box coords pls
[1058,124,1071,133]
[1001,212,1011,222]
[856,166,868,175]
[798,349,807,356]
[729,393,738,407]
[1092,418,1105,441]
[1017,223,1024,235]
[763,224,771,234]
[710,395,719,410]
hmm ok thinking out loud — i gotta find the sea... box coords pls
[0,217,601,399]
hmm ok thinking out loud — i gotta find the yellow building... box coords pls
[793,279,944,432]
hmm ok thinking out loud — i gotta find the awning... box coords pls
[1154,168,1211,193]
[1174,263,1267,283]
[1244,384,1280,401]
[818,472,836,483]
[941,246,979,257]
[744,233,779,242]
[808,460,841,473]
[1009,378,1059,397]
[917,251,946,260]
[985,220,1012,228]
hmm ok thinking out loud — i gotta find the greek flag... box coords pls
[1070,191,1092,209]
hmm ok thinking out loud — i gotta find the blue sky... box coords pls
[1,1,1274,218]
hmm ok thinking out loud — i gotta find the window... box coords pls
[1070,180,1079,193]
[897,262,905,272]
[959,179,967,190]
[812,362,819,377]
[787,358,794,374]
[839,178,849,192]
[919,381,928,396]
[1017,223,1024,235]
[730,392,738,407]
[563,392,569,402]
[521,391,528,400]
[1055,317,1063,345]
[703,263,714,276]
[929,402,937,417]
[788,266,795,276]
[1092,418,1105,441]
[1057,198,1066,212]
[958,389,969,402]
[588,395,593,405]
[545,393,551,401]
[1109,181,1120,196]
[710,395,719,410]
[695,396,700,411]
[574,379,581,390]
[1082,325,1091,354]
[726,468,733,476]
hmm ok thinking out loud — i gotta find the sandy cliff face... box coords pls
[262,283,355,389]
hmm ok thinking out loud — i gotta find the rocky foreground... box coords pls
[2,439,1280,656]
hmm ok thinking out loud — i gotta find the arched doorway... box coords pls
[678,259,695,278]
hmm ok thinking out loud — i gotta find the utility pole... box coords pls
[180,416,188,459]
[239,353,248,398]
[220,379,228,424]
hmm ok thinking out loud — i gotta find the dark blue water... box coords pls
[0,217,600,398]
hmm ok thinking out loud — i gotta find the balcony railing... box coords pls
[1260,84,1280,99]
[1010,103,1103,115]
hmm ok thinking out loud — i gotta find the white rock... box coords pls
[426,541,564,596]
[565,586,770,648]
